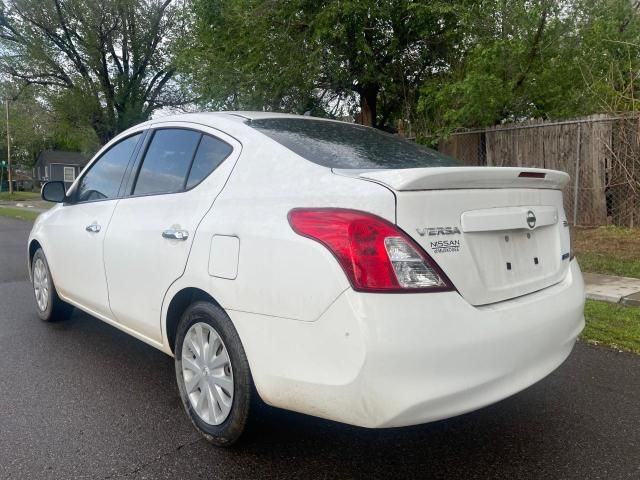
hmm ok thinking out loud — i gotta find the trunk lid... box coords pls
[335,167,572,306]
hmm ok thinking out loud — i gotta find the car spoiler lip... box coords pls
[332,167,570,191]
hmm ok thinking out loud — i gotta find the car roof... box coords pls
[211,111,311,121]
[146,111,346,127]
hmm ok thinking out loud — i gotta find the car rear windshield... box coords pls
[249,118,458,169]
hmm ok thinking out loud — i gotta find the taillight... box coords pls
[287,208,453,293]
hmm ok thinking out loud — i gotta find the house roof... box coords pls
[34,150,90,168]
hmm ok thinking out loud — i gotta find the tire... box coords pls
[174,301,253,447]
[31,248,74,322]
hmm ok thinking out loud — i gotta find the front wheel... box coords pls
[31,248,73,322]
[174,301,253,447]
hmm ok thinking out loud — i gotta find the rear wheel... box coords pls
[31,248,73,322]
[174,301,253,446]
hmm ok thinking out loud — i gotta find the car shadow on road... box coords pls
[230,394,570,479]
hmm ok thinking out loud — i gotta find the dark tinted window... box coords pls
[250,118,458,169]
[134,129,201,195]
[186,135,233,189]
[76,133,141,202]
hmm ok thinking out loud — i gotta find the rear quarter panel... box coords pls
[164,126,396,331]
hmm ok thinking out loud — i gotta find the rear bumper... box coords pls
[231,260,585,428]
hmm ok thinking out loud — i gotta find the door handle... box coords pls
[162,228,189,240]
[86,223,101,233]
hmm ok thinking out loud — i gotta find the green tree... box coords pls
[0,83,101,170]
[0,84,52,169]
[180,0,463,128]
[0,0,188,143]
[419,0,640,139]
[419,0,569,135]
[576,0,640,113]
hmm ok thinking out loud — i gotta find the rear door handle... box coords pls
[162,228,189,240]
[86,223,101,233]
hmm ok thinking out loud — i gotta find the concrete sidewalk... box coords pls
[584,272,640,306]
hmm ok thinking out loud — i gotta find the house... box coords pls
[33,150,91,188]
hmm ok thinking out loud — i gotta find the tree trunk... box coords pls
[359,85,379,127]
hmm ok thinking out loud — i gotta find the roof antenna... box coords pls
[303,111,312,116]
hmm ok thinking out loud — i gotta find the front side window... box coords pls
[133,129,201,196]
[76,133,141,203]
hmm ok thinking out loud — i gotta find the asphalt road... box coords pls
[1,216,639,480]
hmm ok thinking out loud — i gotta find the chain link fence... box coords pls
[438,114,640,228]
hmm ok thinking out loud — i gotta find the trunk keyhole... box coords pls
[506,262,512,270]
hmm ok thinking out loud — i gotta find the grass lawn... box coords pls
[574,226,640,278]
[0,206,40,222]
[583,299,640,354]
[0,191,40,201]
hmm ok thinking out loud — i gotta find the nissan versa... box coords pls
[28,112,585,446]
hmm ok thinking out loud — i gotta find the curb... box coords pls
[584,272,640,307]
[621,292,640,307]
[586,290,640,307]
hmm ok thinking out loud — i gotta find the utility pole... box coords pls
[6,100,12,195]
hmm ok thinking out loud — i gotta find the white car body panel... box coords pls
[162,126,396,326]
[395,188,571,305]
[32,200,118,318]
[103,123,242,342]
[28,111,585,429]
[231,260,584,427]
[209,235,240,279]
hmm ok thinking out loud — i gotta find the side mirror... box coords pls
[41,181,67,203]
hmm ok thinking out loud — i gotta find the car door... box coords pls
[41,132,143,318]
[103,124,240,343]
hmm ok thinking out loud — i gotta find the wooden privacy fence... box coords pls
[438,114,640,228]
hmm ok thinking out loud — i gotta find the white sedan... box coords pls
[28,112,585,446]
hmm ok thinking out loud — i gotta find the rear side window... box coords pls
[249,118,458,169]
[186,135,233,189]
[76,133,141,202]
[134,129,201,195]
